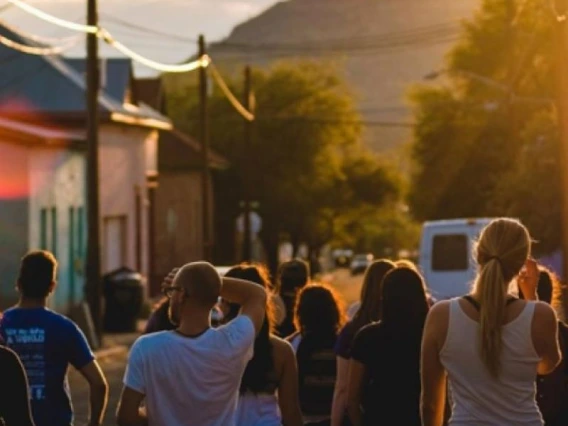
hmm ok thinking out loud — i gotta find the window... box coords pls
[432,234,468,271]
[51,207,57,257]
[40,208,48,249]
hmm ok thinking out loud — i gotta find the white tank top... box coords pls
[440,298,543,426]
[235,393,281,426]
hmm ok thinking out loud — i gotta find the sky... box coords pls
[1,0,280,76]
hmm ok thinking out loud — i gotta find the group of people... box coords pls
[0,218,567,426]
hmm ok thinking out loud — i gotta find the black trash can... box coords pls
[103,267,145,333]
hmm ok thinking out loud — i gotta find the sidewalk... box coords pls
[94,319,146,360]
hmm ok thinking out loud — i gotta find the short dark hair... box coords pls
[18,251,58,299]
[278,259,310,294]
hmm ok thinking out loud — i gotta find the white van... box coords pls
[419,218,494,300]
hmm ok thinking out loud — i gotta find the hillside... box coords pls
[167,0,479,158]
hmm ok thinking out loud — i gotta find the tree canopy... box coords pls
[165,61,404,268]
[409,0,560,254]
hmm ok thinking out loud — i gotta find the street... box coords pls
[69,350,127,426]
[69,269,363,425]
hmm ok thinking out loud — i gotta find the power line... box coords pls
[209,61,254,121]
[218,21,460,51]
[8,0,97,33]
[99,29,209,73]
[0,32,78,54]
[100,13,196,43]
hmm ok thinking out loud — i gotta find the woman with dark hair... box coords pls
[223,264,303,426]
[347,267,429,426]
[288,284,346,426]
[521,267,568,426]
[275,259,310,337]
[331,259,396,426]
[0,319,36,425]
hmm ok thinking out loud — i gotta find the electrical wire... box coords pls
[8,0,98,33]
[99,28,209,73]
[0,18,80,45]
[208,61,254,121]
[0,32,78,55]
[100,13,196,43]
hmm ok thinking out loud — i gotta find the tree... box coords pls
[165,61,402,271]
[409,0,559,251]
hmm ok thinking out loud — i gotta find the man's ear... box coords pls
[48,281,57,294]
[15,281,21,293]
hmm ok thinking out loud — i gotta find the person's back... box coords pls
[297,331,338,419]
[441,298,541,425]
[127,316,255,425]
[0,344,35,426]
[118,261,267,426]
[0,251,107,426]
[1,307,96,425]
[421,219,560,426]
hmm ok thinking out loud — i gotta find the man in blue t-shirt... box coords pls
[0,251,108,426]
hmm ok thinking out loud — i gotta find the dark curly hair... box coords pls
[294,283,346,336]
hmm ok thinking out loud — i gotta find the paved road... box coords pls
[69,268,363,424]
[69,350,128,426]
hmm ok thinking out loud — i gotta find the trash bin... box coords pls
[103,267,145,333]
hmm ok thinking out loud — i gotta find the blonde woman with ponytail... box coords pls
[420,218,561,426]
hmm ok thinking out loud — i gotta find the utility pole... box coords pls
[85,0,102,345]
[555,4,568,295]
[242,65,252,262]
[198,35,212,261]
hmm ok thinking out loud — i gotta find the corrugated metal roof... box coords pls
[0,23,171,129]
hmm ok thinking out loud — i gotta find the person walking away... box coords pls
[0,251,108,426]
[519,267,568,426]
[347,267,429,426]
[116,261,267,426]
[331,259,395,426]
[0,331,35,425]
[144,267,224,334]
[421,218,561,426]
[276,259,310,337]
[222,264,303,426]
[288,284,346,425]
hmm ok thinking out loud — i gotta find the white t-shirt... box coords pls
[123,316,256,426]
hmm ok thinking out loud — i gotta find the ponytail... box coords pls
[477,258,507,378]
[473,218,531,379]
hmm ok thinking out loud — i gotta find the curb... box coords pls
[95,344,129,360]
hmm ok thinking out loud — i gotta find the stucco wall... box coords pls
[0,142,29,309]
[28,148,85,312]
[99,124,158,283]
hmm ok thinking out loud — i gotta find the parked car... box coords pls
[350,253,374,275]
[332,249,354,268]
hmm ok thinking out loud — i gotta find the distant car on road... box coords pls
[332,249,354,268]
[350,253,374,275]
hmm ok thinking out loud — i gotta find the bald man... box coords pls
[117,262,266,426]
